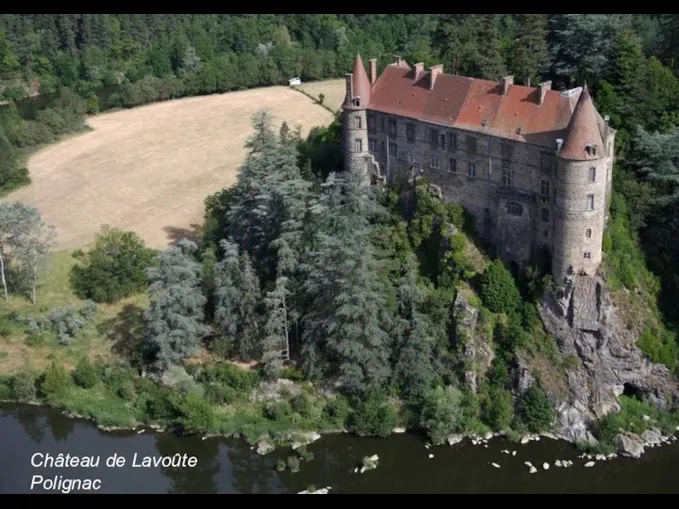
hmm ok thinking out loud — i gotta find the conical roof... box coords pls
[559,86,605,160]
[351,54,371,105]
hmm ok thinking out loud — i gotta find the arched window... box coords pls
[507,202,523,216]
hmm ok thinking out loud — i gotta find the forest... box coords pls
[1,14,679,451]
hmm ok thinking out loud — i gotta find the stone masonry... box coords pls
[342,55,616,287]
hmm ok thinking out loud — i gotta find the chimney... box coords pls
[526,77,531,87]
[414,62,424,81]
[604,115,610,124]
[556,138,564,153]
[502,76,514,95]
[345,73,354,105]
[539,80,552,105]
[429,64,443,91]
[392,55,402,67]
[369,59,377,85]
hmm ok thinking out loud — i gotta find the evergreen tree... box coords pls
[509,14,549,85]
[300,172,392,396]
[261,276,290,379]
[144,238,209,371]
[476,14,506,80]
[393,253,436,402]
[235,251,261,359]
[212,239,242,355]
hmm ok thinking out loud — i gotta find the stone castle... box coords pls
[342,54,616,287]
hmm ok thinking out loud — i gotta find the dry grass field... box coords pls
[1,85,337,251]
[297,79,346,112]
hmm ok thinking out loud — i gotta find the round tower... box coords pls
[552,86,609,286]
[343,54,371,179]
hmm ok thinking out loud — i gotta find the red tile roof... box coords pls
[361,58,604,151]
[351,54,371,106]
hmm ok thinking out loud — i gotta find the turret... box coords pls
[552,86,614,286]
[342,54,371,179]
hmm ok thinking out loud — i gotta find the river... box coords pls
[1,404,678,494]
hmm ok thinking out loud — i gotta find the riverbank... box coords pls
[3,403,679,494]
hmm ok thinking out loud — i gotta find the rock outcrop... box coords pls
[454,292,493,393]
[539,275,679,441]
[613,432,645,458]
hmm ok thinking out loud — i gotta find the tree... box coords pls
[519,383,555,433]
[144,238,209,372]
[261,276,290,379]
[479,259,522,314]
[0,202,55,303]
[420,386,464,445]
[393,253,436,402]
[509,14,549,85]
[70,226,155,303]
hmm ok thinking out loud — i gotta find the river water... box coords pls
[1,404,678,494]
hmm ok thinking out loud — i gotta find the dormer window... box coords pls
[586,144,597,156]
[352,98,360,107]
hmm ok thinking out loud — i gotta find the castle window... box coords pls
[540,179,550,196]
[389,142,398,158]
[502,143,513,160]
[586,144,597,156]
[379,140,386,154]
[543,230,549,238]
[408,152,416,164]
[352,98,360,107]
[447,132,457,151]
[449,158,457,173]
[507,202,523,216]
[541,208,549,223]
[589,166,596,182]
[429,128,440,148]
[406,123,416,143]
[430,154,439,168]
[586,194,594,210]
[502,170,512,188]
[353,116,362,129]
[369,139,377,152]
[355,138,363,152]
[440,133,446,149]
[584,252,592,259]
[585,228,593,239]
[467,136,477,154]
[368,115,376,134]
[388,119,397,137]
[467,161,477,178]
[380,116,385,132]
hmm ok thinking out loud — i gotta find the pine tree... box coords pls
[509,14,549,85]
[393,253,436,402]
[144,238,209,371]
[213,239,242,355]
[433,14,482,76]
[261,276,290,379]
[235,251,261,359]
[476,14,506,80]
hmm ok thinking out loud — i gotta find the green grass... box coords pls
[49,384,139,428]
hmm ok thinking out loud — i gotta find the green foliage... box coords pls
[637,323,678,370]
[19,301,97,346]
[10,371,36,402]
[170,391,216,435]
[480,260,522,314]
[348,392,398,437]
[70,226,155,303]
[419,386,464,444]
[72,357,100,389]
[40,361,71,397]
[518,383,554,433]
[480,383,514,431]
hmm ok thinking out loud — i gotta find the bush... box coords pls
[348,392,398,438]
[479,260,522,314]
[198,363,260,396]
[480,384,514,431]
[322,396,351,428]
[10,371,36,401]
[40,362,71,397]
[171,392,216,435]
[518,383,554,433]
[73,358,100,389]
[419,386,464,444]
[70,226,155,303]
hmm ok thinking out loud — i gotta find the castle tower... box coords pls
[552,86,614,286]
[342,54,372,179]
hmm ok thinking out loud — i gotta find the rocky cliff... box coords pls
[538,275,679,443]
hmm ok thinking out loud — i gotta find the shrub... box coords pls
[10,371,36,401]
[73,358,100,389]
[322,396,351,428]
[479,260,522,314]
[480,384,514,431]
[40,361,71,397]
[170,392,216,435]
[70,226,155,303]
[348,392,398,438]
[518,383,554,433]
[419,386,464,444]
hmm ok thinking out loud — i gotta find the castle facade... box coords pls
[342,55,616,287]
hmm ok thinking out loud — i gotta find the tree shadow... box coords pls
[96,303,145,364]
[163,224,202,247]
